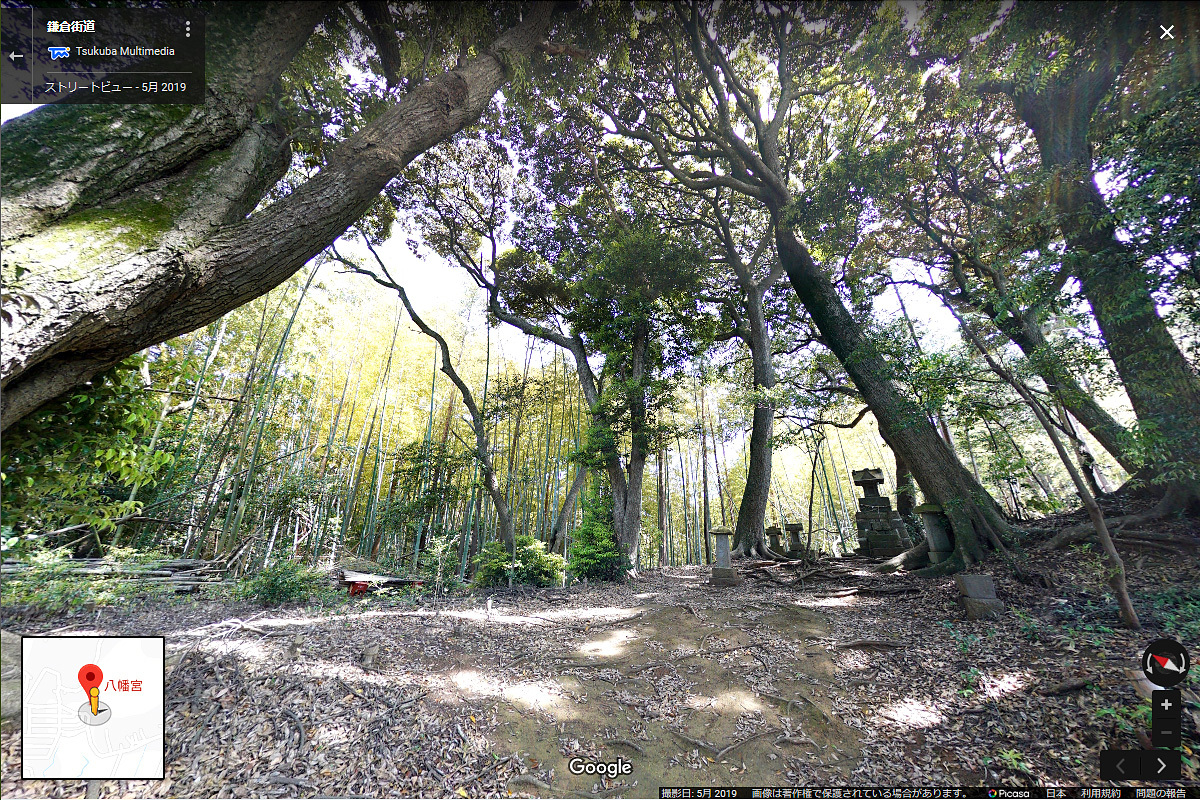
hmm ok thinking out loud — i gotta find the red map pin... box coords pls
[79,663,103,713]
[78,663,103,692]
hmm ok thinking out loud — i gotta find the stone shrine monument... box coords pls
[785,522,806,559]
[766,525,783,553]
[851,468,913,558]
[914,503,954,564]
[709,526,742,587]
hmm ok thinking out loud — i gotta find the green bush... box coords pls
[472,534,565,588]
[567,486,630,582]
[1148,587,1200,642]
[0,546,167,612]
[235,559,331,606]
[418,532,464,593]
[1,356,171,538]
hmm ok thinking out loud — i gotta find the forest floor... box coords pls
[2,505,1198,797]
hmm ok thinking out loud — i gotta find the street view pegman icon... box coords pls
[77,663,111,725]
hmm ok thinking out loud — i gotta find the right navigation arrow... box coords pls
[1156,756,1167,775]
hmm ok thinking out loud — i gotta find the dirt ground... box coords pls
[2,519,1198,798]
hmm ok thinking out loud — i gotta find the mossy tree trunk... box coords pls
[980,7,1200,508]
[0,2,557,431]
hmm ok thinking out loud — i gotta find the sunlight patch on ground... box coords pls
[878,697,944,730]
[982,670,1031,700]
[577,628,636,659]
[440,668,576,716]
[170,603,648,639]
[451,668,504,697]
[195,638,272,663]
[714,688,766,715]
[794,595,859,609]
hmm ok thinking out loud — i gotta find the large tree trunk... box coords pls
[991,308,1139,476]
[776,225,1010,569]
[731,282,779,558]
[611,321,651,568]
[995,14,1200,508]
[1,3,557,430]
[1037,161,1200,504]
[548,465,587,555]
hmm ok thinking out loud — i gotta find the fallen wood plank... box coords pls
[340,568,424,584]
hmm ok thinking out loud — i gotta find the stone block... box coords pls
[928,550,953,564]
[959,596,1005,620]
[954,573,997,599]
[1,629,20,724]
[859,497,891,511]
[711,567,742,587]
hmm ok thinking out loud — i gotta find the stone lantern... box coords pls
[709,526,742,587]
[766,525,783,552]
[914,503,953,564]
[785,522,805,558]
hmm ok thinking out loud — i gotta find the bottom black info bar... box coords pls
[659,789,1197,799]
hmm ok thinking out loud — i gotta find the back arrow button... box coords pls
[8,52,24,63]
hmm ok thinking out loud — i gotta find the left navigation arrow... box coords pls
[8,51,24,62]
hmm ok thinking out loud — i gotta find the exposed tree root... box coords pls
[1043,488,1194,549]
[869,540,929,574]
[911,552,966,578]
[733,540,789,561]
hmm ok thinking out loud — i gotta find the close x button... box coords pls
[1100,750,1143,780]
[1145,750,1182,781]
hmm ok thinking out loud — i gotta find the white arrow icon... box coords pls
[8,51,23,63]
[1157,757,1167,775]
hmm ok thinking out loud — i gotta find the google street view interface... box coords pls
[1,0,1197,799]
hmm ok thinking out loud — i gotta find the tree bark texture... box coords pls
[1,2,557,431]
[1000,21,1200,505]
[731,271,779,558]
[548,465,587,556]
[776,225,1010,567]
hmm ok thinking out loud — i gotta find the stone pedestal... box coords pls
[915,503,953,564]
[851,468,912,558]
[710,526,742,586]
[785,523,805,558]
[766,526,783,552]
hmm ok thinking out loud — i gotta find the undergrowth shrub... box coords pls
[472,534,565,588]
[568,485,629,582]
[417,532,464,593]
[235,559,331,606]
[0,546,167,612]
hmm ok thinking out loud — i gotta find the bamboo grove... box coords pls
[2,251,1130,581]
[2,2,1194,600]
